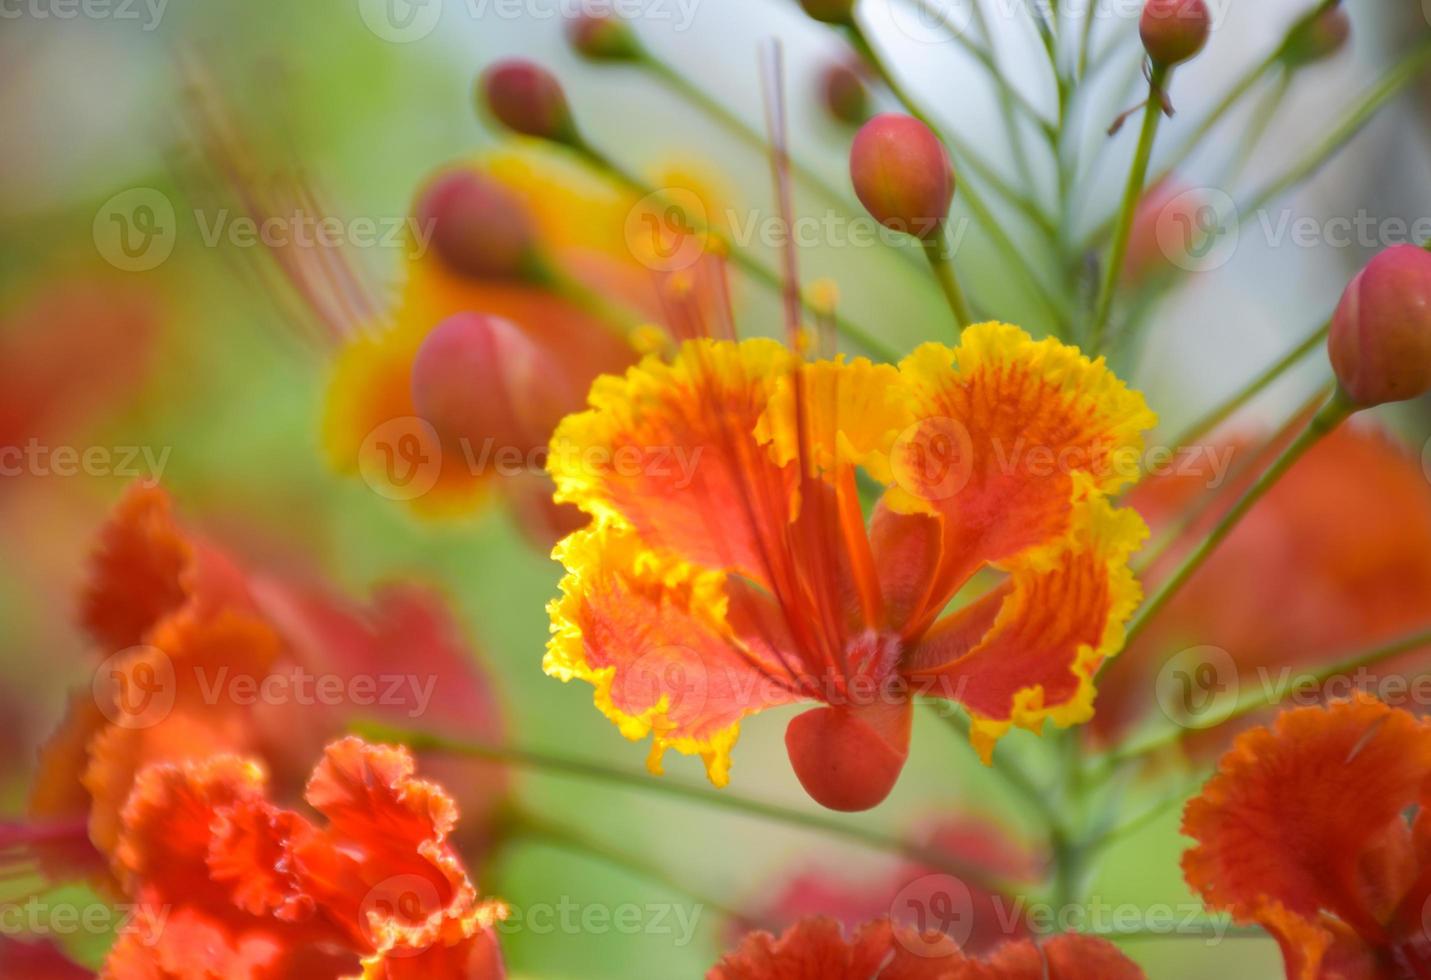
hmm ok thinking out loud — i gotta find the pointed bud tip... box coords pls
[478,60,577,144]
[1139,0,1211,66]
[416,169,540,281]
[566,11,643,61]
[819,60,870,126]
[1283,7,1351,67]
[798,0,856,24]
[850,114,953,242]
[1329,244,1431,407]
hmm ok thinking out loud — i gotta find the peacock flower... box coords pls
[21,482,506,885]
[1182,696,1431,978]
[707,916,1145,979]
[101,737,507,979]
[545,320,1155,810]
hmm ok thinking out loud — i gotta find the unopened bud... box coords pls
[798,0,856,25]
[819,60,870,125]
[1328,244,1431,407]
[1282,6,1351,67]
[566,11,644,61]
[411,313,576,454]
[849,114,953,242]
[415,170,541,281]
[478,60,579,144]
[1140,0,1211,67]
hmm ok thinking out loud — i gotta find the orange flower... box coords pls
[1183,697,1431,978]
[1093,424,1431,754]
[708,917,1145,979]
[24,483,505,883]
[102,737,507,979]
[546,322,1154,809]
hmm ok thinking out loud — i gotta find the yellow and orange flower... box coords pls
[708,917,1145,979]
[545,322,1155,809]
[102,737,507,979]
[1183,696,1431,979]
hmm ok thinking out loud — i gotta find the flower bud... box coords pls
[1139,0,1211,67]
[478,60,578,145]
[1282,6,1351,67]
[798,0,855,25]
[411,313,577,455]
[849,114,953,241]
[819,60,869,126]
[415,170,541,281]
[1328,245,1431,407]
[566,11,644,61]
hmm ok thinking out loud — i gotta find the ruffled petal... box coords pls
[943,933,1145,979]
[708,917,959,980]
[545,522,803,786]
[883,322,1155,610]
[1182,697,1431,967]
[909,492,1147,762]
[549,338,799,585]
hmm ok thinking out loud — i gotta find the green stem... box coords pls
[574,140,901,362]
[1121,388,1355,651]
[1165,320,1330,452]
[1090,63,1169,353]
[920,233,973,331]
[933,707,1062,833]
[354,722,1029,898]
[1099,625,1431,771]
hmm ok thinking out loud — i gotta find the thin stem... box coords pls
[933,707,1062,833]
[1089,62,1168,353]
[1121,388,1355,650]
[354,722,1029,897]
[1099,625,1431,770]
[641,52,926,277]
[511,811,769,929]
[1164,320,1329,452]
[1239,37,1431,220]
[920,233,973,331]
[574,140,901,362]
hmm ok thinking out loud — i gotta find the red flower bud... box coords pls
[415,170,541,281]
[1328,245,1431,406]
[798,0,855,24]
[566,11,644,61]
[849,114,953,241]
[1139,0,1211,66]
[478,60,578,144]
[819,60,870,126]
[411,313,577,455]
[1283,6,1351,67]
